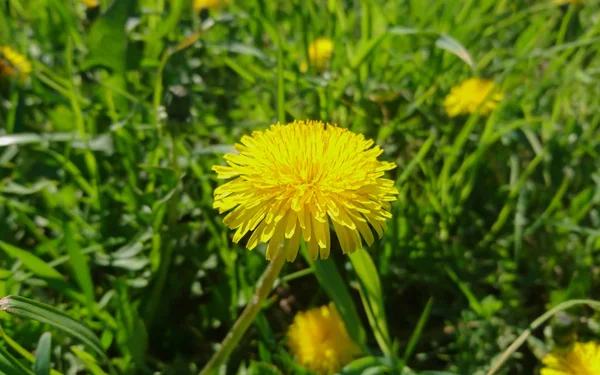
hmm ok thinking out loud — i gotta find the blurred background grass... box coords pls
[1,0,599,374]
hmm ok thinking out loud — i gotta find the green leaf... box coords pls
[434,34,474,67]
[115,281,148,370]
[400,298,433,370]
[0,241,63,280]
[0,343,33,375]
[33,333,51,375]
[304,251,366,347]
[0,241,84,303]
[70,348,109,375]
[64,223,95,312]
[0,133,114,154]
[349,33,387,69]
[0,295,106,359]
[351,27,474,69]
[277,40,285,123]
[340,356,390,374]
[0,181,54,196]
[82,0,134,72]
[444,266,483,317]
[349,249,392,356]
[248,361,283,375]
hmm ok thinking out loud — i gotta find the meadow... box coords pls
[1,0,600,374]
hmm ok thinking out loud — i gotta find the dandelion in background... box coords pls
[213,120,398,262]
[80,0,99,8]
[287,303,361,374]
[555,0,582,5]
[541,341,600,375]
[300,38,334,73]
[444,77,502,117]
[0,46,31,81]
[193,0,227,11]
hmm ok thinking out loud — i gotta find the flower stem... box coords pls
[199,247,287,375]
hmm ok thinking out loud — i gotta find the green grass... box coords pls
[1,0,600,374]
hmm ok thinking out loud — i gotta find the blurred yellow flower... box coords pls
[0,46,31,80]
[213,120,397,262]
[444,77,502,117]
[193,0,227,11]
[555,0,582,5]
[301,38,334,73]
[288,303,361,374]
[541,341,600,375]
[80,0,99,8]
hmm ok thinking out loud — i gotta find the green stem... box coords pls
[199,246,287,375]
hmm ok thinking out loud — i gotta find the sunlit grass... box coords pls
[0,1,599,374]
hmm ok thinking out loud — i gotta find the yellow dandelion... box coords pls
[288,303,362,374]
[541,341,600,375]
[0,46,32,80]
[193,0,227,11]
[212,120,398,262]
[80,0,99,8]
[555,0,582,5]
[444,77,502,117]
[301,38,334,73]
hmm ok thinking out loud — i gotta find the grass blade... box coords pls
[277,37,285,123]
[435,34,474,67]
[34,333,51,375]
[0,295,106,359]
[400,297,434,370]
[304,251,367,347]
[0,241,62,280]
[0,344,33,375]
[71,348,110,375]
[444,266,483,317]
[349,249,393,356]
[64,223,96,312]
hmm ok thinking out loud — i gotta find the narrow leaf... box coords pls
[435,34,473,67]
[349,249,393,356]
[400,298,434,369]
[444,266,483,316]
[34,333,52,375]
[0,241,63,280]
[304,251,367,347]
[0,295,106,359]
[349,33,387,69]
[340,356,389,374]
[64,223,95,311]
[0,344,33,375]
[71,348,109,375]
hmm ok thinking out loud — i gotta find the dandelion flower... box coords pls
[287,303,361,374]
[193,0,227,11]
[212,120,398,262]
[80,0,99,8]
[555,0,582,5]
[541,341,600,375]
[300,38,334,73]
[444,77,502,117]
[0,46,31,80]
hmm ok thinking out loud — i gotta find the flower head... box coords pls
[193,0,227,11]
[541,341,600,375]
[80,0,99,8]
[444,78,502,117]
[0,46,31,81]
[213,120,397,262]
[555,0,582,5]
[301,38,334,73]
[287,303,361,374]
